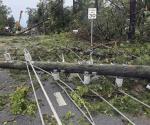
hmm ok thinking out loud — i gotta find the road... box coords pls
[0,69,150,125]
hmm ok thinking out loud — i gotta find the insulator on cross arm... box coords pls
[83,71,91,84]
[52,70,60,81]
[115,77,123,87]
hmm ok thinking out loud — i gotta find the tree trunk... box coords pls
[60,0,64,19]
[73,0,76,13]
[42,1,46,34]
[0,61,150,79]
[128,0,137,41]
[16,18,50,35]
[95,0,99,12]
[145,0,150,11]
[78,0,83,10]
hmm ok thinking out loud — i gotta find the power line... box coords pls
[24,49,63,125]
[55,80,96,125]
[90,90,136,125]
[33,65,95,125]
[25,61,45,125]
[60,49,135,125]
[119,89,150,109]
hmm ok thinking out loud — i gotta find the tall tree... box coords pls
[145,0,150,11]
[59,0,64,26]
[7,16,15,30]
[128,0,136,41]
[73,0,77,13]
[73,0,80,13]
[42,0,46,34]
[0,0,10,29]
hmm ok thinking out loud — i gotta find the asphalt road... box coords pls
[0,69,150,125]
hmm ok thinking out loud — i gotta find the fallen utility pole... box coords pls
[0,61,150,79]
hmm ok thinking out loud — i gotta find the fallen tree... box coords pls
[0,61,150,79]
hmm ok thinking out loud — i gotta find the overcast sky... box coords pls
[3,0,73,27]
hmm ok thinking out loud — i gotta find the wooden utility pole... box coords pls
[0,61,150,79]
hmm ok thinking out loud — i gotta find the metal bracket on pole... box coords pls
[83,71,91,84]
[52,69,60,81]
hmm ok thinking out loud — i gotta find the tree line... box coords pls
[27,0,150,42]
[0,0,149,42]
[0,0,15,34]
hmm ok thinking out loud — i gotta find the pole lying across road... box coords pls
[0,61,150,79]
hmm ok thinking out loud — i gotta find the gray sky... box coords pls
[3,0,73,27]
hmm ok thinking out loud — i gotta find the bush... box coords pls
[10,86,37,116]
